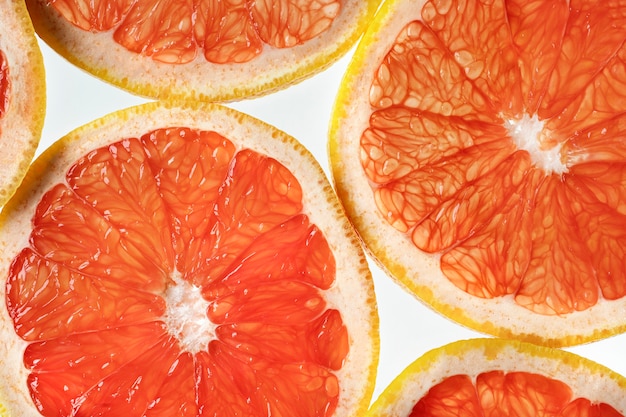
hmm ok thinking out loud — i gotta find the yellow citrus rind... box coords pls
[0,101,379,416]
[26,0,380,102]
[0,0,46,207]
[367,338,626,416]
[329,0,626,347]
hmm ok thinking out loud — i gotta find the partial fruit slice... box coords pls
[0,0,46,206]
[25,0,379,102]
[0,101,378,416]
[367,338,626,416]
[329,0,626,346]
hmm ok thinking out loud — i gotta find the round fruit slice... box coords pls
[0,101,378,416]
[367,338,626,416]
[0,0,46,207]
[25,0,379,102]
[329,0,626,346]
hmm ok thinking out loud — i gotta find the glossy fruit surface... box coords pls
[0,101,378,416]
[330,0,626,346]
[26,0,380,101]
[367,338,626,417]
[0,0,46,206]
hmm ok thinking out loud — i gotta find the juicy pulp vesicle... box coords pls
[49,0,342,64]
[6,126,348,416]
[360,0,626,316]
[410,371,623,416]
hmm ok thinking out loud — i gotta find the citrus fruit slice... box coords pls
[0,101,378,416]
[25,0,380,102]
[367,338,626,416]
[329,0,626,346]
[0,0,46,207]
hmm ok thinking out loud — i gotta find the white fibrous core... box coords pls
[505,113,568,175]
[163,271,216,354]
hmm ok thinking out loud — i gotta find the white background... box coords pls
[37,39,626,401]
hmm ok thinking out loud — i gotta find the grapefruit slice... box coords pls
[0,0,46,207]
[367,338,626,416]
[0,101,378,416]
[329,0,626,346]
[25,0,380,102]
